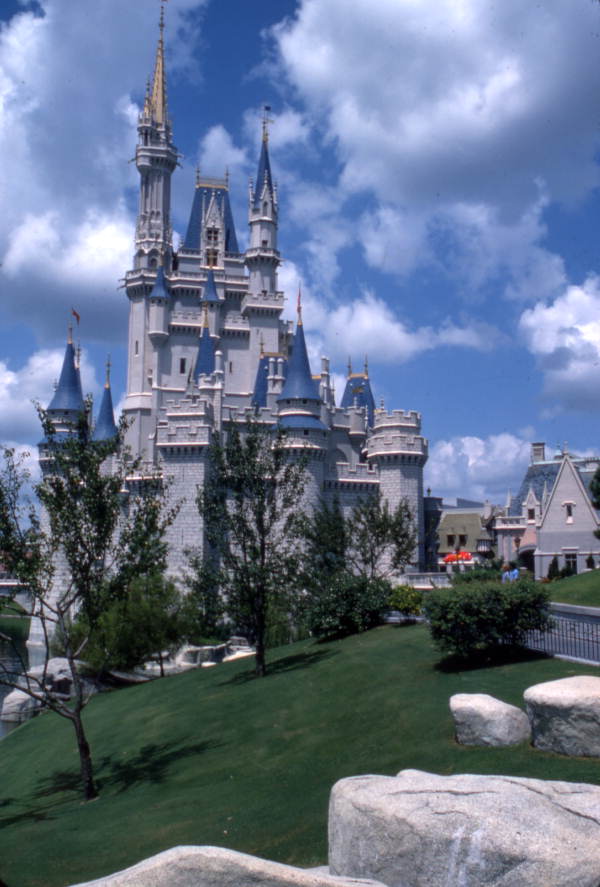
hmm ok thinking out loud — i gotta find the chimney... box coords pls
[531,442,546,463]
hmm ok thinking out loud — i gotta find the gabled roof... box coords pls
[253,137,274,209]
[92,383,118,442]
[194,326,216,379]
[201,268,220,304]
[277,321,320,402]
[341,372,376,427]
[183,184,239,253]
[48,341,85,413]
[539,455,600,529]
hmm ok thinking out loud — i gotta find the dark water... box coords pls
[0,635,28,739]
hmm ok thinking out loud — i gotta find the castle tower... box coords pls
[133,6,178,270]
[92,360,118,443]
[366,409,428,569]
[246,112,279,300]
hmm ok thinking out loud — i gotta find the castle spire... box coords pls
[148,1,168,125]
[278,316,319,402]
[252,107,274,210]
[92,357,118,442]
[48,333,85,414]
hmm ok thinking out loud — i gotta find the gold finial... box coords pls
[105,355,111,389]
[296,284,303,327]
[262,104,272,143]
[364,354,369,377]
[347,356,352,377]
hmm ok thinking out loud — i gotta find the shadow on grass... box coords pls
[220,648,338,685]
[97,740,218,793]
[434,644,550,673]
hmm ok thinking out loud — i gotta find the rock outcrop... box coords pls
[450,693,530,746]
[68,846,387,887]
[524,675,600,757]
[328,769,600,886]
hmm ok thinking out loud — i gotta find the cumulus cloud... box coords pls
[426,433,532,503]
[519,276,600,411]
[0,348,101,446]
[0,0,208,342]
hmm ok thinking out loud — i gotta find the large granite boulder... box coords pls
[1,688,42,722]
[329,769,600,886]
[524,675,600,757]
[450,693,530,746]
[68,846,387,887]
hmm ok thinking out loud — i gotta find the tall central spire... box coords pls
[145,1,168,125]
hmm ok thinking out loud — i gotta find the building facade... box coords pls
[45,16,428,576]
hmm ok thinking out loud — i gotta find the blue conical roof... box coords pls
[278,322,320,402]
[92,383,118,441]
[194,326,216,379]
[48,341,85,413]
[149,265,169,300]
[341,373,376,427]
[184,184,239,253]
[202,268,220,303]
[252,354,270,409]
[253,138,274,209]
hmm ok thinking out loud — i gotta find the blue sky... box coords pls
[2,0,600,502]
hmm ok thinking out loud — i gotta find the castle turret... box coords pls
[47,330,85,420]
[194,305,216,380]
[92,361,118,442]
[134,6,178,270]
[246,113,280,299]
[341,356,376,428]
[366,408,428,569]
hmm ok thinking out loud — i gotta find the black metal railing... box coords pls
[522,612,600,663]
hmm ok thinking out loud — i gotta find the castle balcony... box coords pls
[494,515,525,531]
[367,434,428,463]
[241,291,284,314]
[244,247,281,262]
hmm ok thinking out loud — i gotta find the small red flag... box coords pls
[71,307,81,325]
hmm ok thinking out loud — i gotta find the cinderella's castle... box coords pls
[45,13,428,573]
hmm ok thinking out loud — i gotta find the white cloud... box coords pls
[426,432,532,503]
[0,348,101,446]
[0,0,208,342]
[519,276,600,411]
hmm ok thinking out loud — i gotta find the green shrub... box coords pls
[305,572,392,639]
[547,556,560,580]
[423,579,552,659]
[388,585,423,615]
[452,567,498,585]
[586,554,595,570]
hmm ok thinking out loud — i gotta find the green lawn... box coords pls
[549,570,600,607]
[1,625,600,887]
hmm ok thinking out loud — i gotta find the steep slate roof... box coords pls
[253,137,274,209]
[194,326,216,379]
[509,461,561,516]
[149,265,169,300]
[48,341,85,413]
[277,322,320,402]
[201,268,220,304]
[341,373,376,427]
[183,185,239,253]
[251,354,288,409]
[92,383,118,441]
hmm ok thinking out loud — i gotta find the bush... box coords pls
[452,567,498,586]
[587,554,595,570]
[388,585,423,615]
[423,579,552,660]
[305,572,392,639]
[547,556,560,580]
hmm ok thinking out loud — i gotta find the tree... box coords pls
[70,573,187,678]
[196,420,307,676]
[302,492,417,638]
[0,409,176,801]
[547,555,560,580]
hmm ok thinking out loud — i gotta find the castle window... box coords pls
[527,508,535,522]
[446,534,455,547]
[459,534,467,547]
[206,248,218,267]
[179,358,186,374]
[262,239,268,247]
[564,502,574,524]
[229,361,233,373]
[564,553,578,573]
[206,227,218,244]
[303,430,309,436]
[135,340,139,356]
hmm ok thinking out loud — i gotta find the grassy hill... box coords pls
[548,570,600,607]
[2,625,600,887]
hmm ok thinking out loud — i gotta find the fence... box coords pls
[522,606,600,664]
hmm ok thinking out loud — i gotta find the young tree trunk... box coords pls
[71,711,98,801]
[254,637,266,677]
